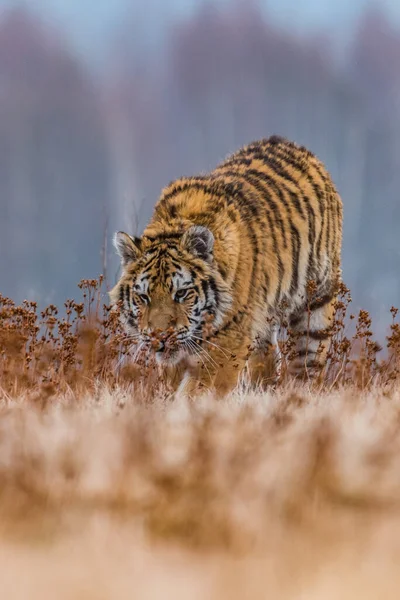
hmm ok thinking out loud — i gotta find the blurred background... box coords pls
[0,0,399,330]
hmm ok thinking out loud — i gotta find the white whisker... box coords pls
[189,339,220,369]
[184,340,212,381]
[116,341,145,370]
[130,342,145,363]
[190,334,231,359]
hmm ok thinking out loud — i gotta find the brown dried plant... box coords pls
[0,278,399,405]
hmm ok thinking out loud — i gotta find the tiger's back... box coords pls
[213,135,342,312]
[112,135,343,395]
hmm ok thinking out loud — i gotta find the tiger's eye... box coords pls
[174,289,188,302]
[138,294,149,305]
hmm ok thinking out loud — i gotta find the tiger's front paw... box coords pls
[176,373,211,399]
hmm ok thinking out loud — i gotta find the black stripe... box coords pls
[221,181,260,305]
[124,284,130,307]
[208,276,219,309]
[270,146,322,210]
[200,279,209,301]
[325,200,331,259]
[289,313,303,328]
[244,169,288,248]
[161,180,227,205]
[289,223,300,296]
[269,145,322,276]
[219,156,252,168]
[223,171,284,303]
[330,191,338,257]
[236,167,302,296]
[255,151,308,221]
[169,258,185,270]
[142,257,159,274]
[261,276,270,302]
[254,151,305,218]
[220,170,261,219]
[144,232,182,242]
[219,264,228,280]
[213,309,247,337]
[308,164,327,262]
[253,168,307,296]
[289,291,334,327]
[168,204,177,218]
[266,135,288,146]
[298,329,331,340]
[304,198,316,281]
[296,348,318,358]
[309,293,334,311]
[238,169,290,297]
[141,249,185,277]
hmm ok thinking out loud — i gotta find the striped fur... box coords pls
[110,136,343,397]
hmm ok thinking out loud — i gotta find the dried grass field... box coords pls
[1,279,400,599]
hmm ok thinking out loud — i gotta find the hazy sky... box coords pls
[0,0,399,62]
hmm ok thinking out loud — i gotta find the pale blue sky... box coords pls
[0,0,399,63]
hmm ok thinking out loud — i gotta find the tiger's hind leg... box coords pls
[288,294,335,379]
[247,323,281,389]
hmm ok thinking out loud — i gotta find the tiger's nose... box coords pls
[147,310,176,331]
[145,328,174,351]
[145,327,171,338]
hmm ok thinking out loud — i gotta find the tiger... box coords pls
[110,135,343,398]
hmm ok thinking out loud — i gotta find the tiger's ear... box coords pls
[181,225,214,261]
[113,231,142,266]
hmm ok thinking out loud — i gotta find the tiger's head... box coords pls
[109,225,231,365]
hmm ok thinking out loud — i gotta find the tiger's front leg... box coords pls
[178,359,246,399]
[177,328,250,399]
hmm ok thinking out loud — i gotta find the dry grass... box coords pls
[2,386,400,598]
[1,279,400,598]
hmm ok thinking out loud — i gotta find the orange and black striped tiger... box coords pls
[110,136,343,397]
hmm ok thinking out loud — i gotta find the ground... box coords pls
[1,384,400,598]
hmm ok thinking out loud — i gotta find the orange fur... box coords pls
[110,136,343,397]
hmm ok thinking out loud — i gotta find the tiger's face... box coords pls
[109,225,230,366]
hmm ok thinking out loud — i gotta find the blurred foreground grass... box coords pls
[1,386,400,598]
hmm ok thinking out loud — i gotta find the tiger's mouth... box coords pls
[154,349,183,366]
[143,334,184,366]
[153,342,188,366]
[146,334,199,366]
[130,327,204,367]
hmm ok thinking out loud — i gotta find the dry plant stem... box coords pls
[0,278,398,403]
